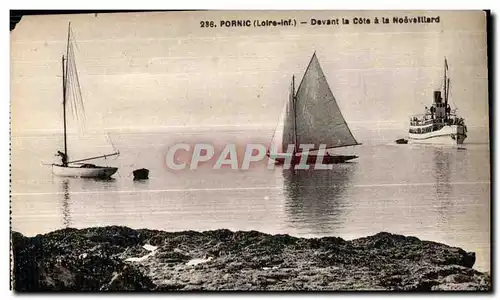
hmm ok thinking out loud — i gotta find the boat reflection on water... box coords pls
[81,176,117,189]
[58,177,119,229]
[282,164,357,235]
[60,179,72,228]
[433,147,453,225]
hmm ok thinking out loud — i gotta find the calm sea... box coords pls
[10,127,491,272]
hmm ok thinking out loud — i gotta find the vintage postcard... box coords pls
[10,10,491,291]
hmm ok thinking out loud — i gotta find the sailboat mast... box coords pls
[446,78,451,104]
[292,74,298,154]
[62,55,68,165]
[443,57,448,120]
[62,22,71,165]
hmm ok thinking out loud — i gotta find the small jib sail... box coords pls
[269,52,360,155]
[57,22,119,167]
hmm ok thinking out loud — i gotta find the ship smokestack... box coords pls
[433,90,442,103]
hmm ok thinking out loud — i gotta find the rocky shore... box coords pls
[11,226,491,291]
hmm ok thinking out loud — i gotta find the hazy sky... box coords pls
[11,10,489,135]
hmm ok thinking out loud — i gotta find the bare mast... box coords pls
[444,57,449,121]
[61,22,71,166]
[292,74,298,154]
[445,58,451,112]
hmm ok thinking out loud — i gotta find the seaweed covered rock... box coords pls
[11,227,491,292]
[11,227,154,291]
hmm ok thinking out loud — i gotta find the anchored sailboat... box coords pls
[267,52,360,165]
[51,23,119,178]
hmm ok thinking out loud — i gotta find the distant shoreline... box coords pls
[11,226,491,291]
[11,124,491,138]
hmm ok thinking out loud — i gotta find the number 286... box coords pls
[200,21,216,28]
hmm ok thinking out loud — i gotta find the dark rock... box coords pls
[11,227,153,291]
[119,245,150,259]
[133,168,149,180]
[99,265,156,291]
[11,227,491,292]
[155,249,191,263]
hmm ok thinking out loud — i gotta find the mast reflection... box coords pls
[60,179,72,228]
[433,147,453,224]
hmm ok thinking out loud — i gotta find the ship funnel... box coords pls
[433,90,442,103]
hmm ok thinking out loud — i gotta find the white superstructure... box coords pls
[408,58,467,145]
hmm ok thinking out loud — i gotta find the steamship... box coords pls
[408,58,467,145]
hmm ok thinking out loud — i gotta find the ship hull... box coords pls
[52,164,118,178]
[269,154,358,165]
[408,125,467,145]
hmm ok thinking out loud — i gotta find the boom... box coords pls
[67,151,120,164]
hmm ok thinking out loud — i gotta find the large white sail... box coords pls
[293,53,359,150]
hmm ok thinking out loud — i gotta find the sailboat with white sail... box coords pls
[51,23,119,178]
[267,52,360,165]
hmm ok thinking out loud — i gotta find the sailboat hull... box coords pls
[52,164,118,178]
[270,154,358,165]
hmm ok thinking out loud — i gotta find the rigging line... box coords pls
[67,58,81,126]
[70,27,80,52]
[292,74,298,153]
[71,56,86,130]
[67,54,81,128]
[448,80,457,111]
[268,122,278,149]
[70,64,84,124]
[69,41,85,119]
[68,44,86,132]
[106,134,119,155]
[69,85,83,134]
[67,56,78,122]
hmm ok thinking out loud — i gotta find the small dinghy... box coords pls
[133,168,149,180]
[395,138,408,144]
